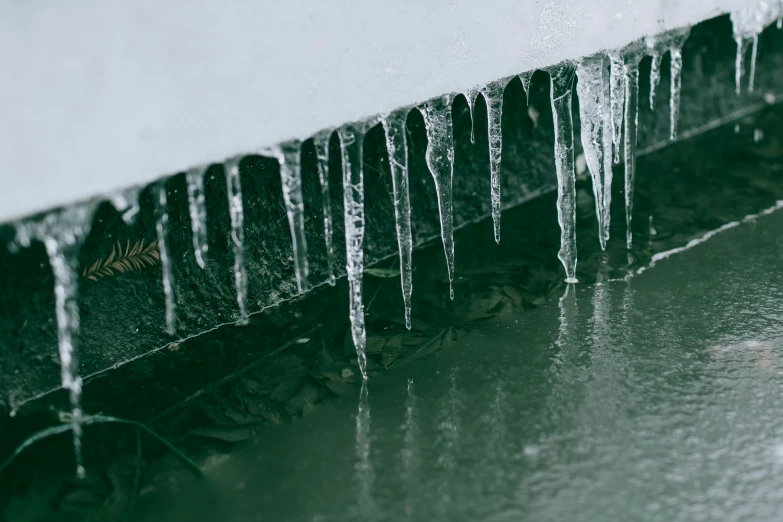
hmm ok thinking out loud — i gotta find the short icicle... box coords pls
[185,166,209,268]
[623,55,642,249]
[748,34,759,93]
[576,56,612,250]
[15,205,95,479]
[420,95,457,299]
[609,52,625,163]
[272,141,309,294]
[224,157,249,323]
[481,79,506,244]
[381,110,414,330]
[668,29,690,140]
[648,50,662,111]
[339,124,369,380]
[549,64,578,283]
[313,131,336,286]
[155,182,177,336]
[731,4,781,95]
[109,187,141,225]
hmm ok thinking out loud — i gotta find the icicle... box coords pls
[155,183,177,336]
[271,141,309,294]
[14,205,95,478]
[731,3,781,94]
[609,53,625,164]
[734,35,746,95]
[339,124,368,379]
[465,87,480,143]
[648,51,662,111]
[576,56,612,250]
[381,110,414,330]
[748,34,759,93]
[623,58,641,249]
[224,157,249,323]
[518,71,533,105]
[420,95,457,299]
[481,80,506,244]
[185,166,208,268]
[313,131,336,286]
[109,187,141,225]
[549,64,578,283]
[668,29,690,140]
[778,17,782,29]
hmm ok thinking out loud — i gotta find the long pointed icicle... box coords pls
[648,50,662,111]
[482,80,505,244]
[609,52,625,164]
[15,206,94,479]
[623,58,641,249]
[519,71,533,105]
[668,29,690,140]
[313,132,336,286]
[731,4,780,95]
[225,157,249,323]
[339,125,368,380]
[420,95,457,299]
[155,183,177,336]
[185,166,209,268]
[274,141,309,294]
[576,56,611,250]
[549,65,578,283]
[465,87,480,144]
[381,110,414,330]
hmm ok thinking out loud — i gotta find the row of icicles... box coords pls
[7,7,780,478]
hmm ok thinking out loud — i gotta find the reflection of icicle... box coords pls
[339,125,368,379]
[109,187,141,225]
[401,378,419,519]
[465,87,480,143]
[313,132,336,286]
[381,111,414,330]
[185,166,208,268]
[481,80,506,244]
[609,53,625,164]
[550,65,578,283]
[354,380,376,518]
[576,56,612,250]
[623,59,640,249]
[420,95,457,299]
[225,157,249,323]
[155,183,177,336]
[519,71,533,105]
[15,205,95,479]
[272,142,309,294]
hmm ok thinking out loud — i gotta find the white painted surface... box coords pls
[0,0,745,222]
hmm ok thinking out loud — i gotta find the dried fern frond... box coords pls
[82,239,160,281]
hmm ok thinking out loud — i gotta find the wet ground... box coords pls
[2,105,783,520]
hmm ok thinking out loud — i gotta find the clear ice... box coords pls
[313,131,337,286]
[185,166,209,269]
[420,95,457,299]
[668,29,690,140]
[576,55,613,250]
[465,87,481,144]
[518,71,533,105]
[381,110,414,330]
[646,43,662,111]
[109,187,141,225]
[272,141,310,294]
[224,157,249,323]
[609,52,626,164]
[14,205,95,478]
[481,79,507,244]
[155,182,177,336]
[549,64,578,283]
[623,53,642,249]
[339,125,369,380]
[731,2,783,94]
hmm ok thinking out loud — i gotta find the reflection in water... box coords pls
[401,379,420,520]
[354,380,375,518]
[435,367,461,520]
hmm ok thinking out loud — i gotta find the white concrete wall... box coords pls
[0,0,746,223]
